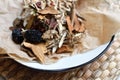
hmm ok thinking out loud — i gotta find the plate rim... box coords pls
[15,35,115,72]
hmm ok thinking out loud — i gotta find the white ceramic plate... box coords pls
[15,36,114,72]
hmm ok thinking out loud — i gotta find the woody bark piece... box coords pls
[78,23,86,32]
[66,16,74,34]
[23,42,47,63]
[20,46,35,57]
[56,45,72,54]
[74,14,86,33]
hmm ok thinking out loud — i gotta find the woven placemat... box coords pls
[0,34,120,80]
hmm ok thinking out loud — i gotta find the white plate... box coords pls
[15,36,114,72]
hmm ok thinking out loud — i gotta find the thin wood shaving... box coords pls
[8,53,35,61]
[58,31,67,48]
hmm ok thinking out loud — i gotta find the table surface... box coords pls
[0,36,120,80]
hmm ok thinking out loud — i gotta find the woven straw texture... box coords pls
[0,33,120,80]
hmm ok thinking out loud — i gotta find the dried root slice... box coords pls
[23,42,47,63]
[74,14,86,33]
[56,45,73,54]
[66,16,74,34]
[20,45,35,58]
[66,14,86,33]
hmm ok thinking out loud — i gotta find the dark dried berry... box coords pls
[13,18,24,28]
[31,17,48,32]
[24,29,44,44]
[12,28,24,44]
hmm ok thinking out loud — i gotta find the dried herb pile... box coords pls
[10,0,86,64]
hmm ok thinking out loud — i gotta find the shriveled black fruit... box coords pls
[24,29,44,44]
[12,28,24,44]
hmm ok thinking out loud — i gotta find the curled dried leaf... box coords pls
[20,45,35,57]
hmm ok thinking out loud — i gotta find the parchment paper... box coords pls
[0,0,120,61]
[77,0,120,43]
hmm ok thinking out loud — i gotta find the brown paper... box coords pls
[76,0,120,43]
[0,0,120,62]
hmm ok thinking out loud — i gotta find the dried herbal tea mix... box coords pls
[10,0,90,64]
